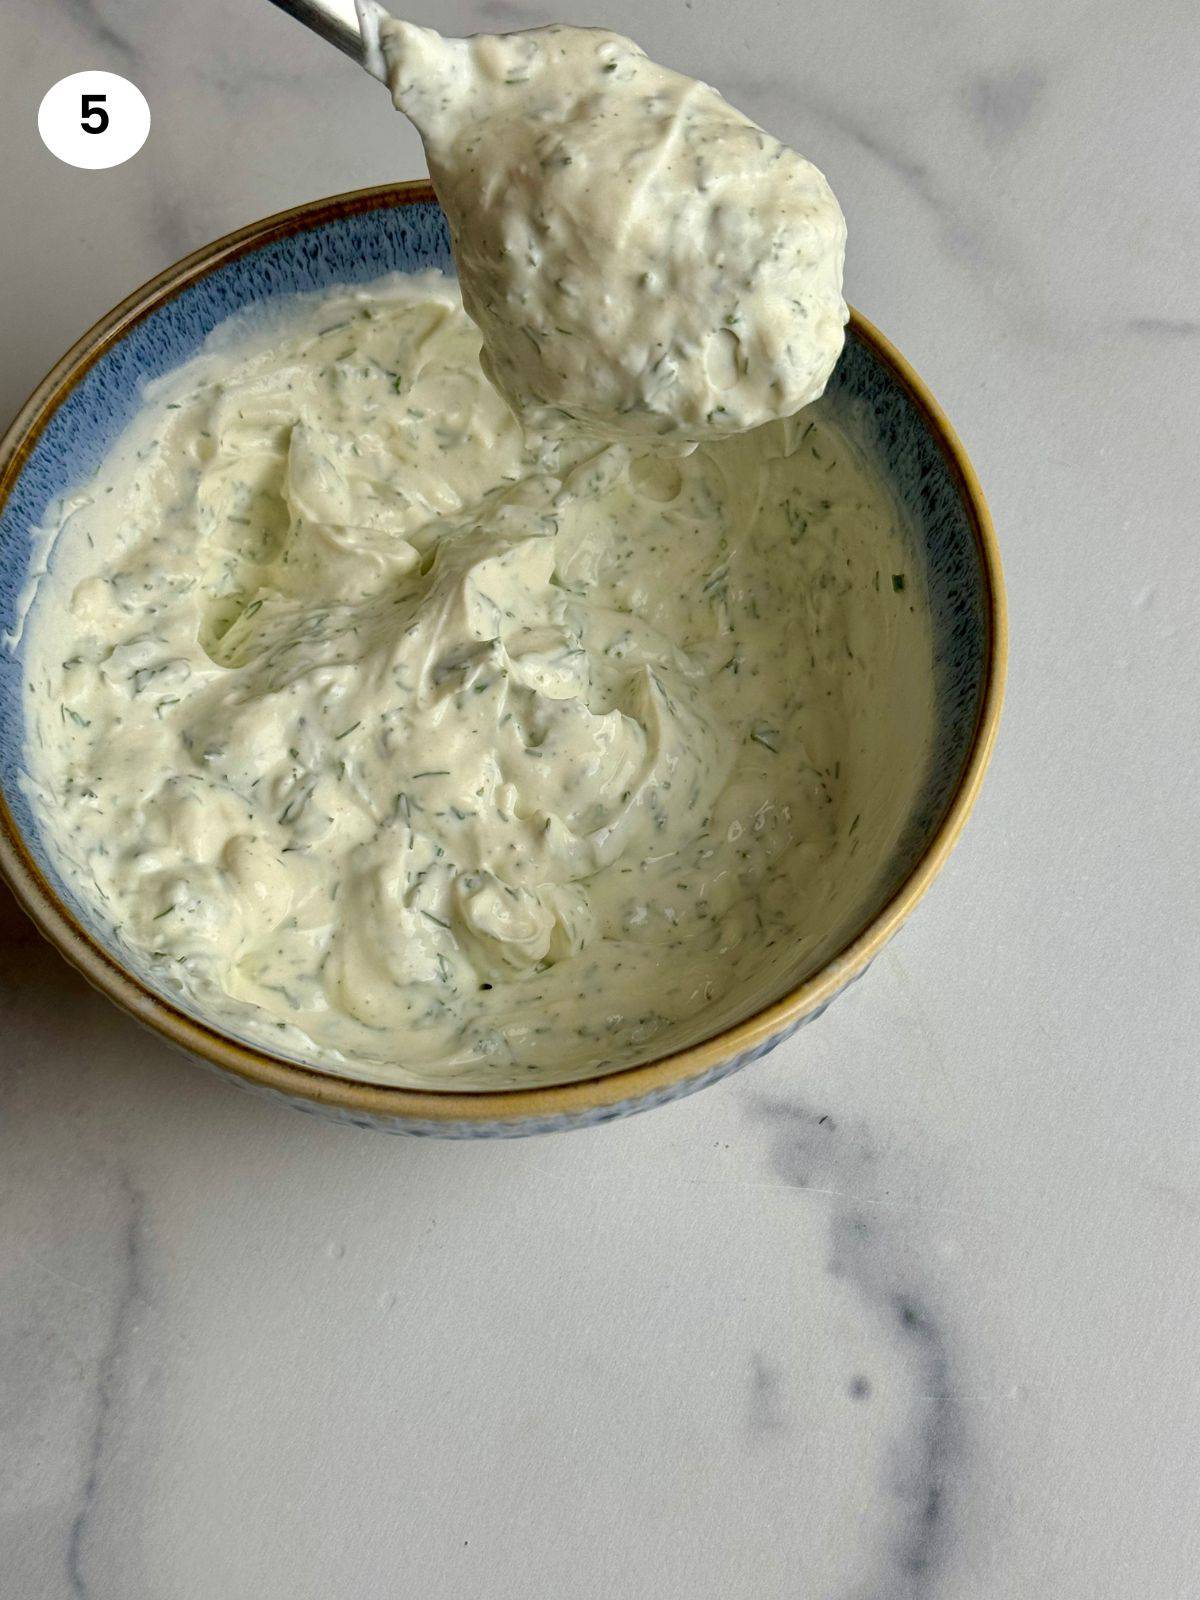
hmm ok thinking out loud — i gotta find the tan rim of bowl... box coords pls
[0,181,1007,1125]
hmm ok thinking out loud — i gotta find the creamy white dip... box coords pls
[367,13,848,447]
[22,274,930,1087]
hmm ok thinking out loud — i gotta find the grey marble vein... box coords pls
[964,66,1045,141]
[746,1350,788,1437]
[59,0,138,64]
[147,192,198,267]
[753,1096,965,1599]
[473,0,547,25]
[1125,316,1200,339]
[803,95,1006,275]
[64,1172,147,1600]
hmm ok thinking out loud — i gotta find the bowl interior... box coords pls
[0,194,991,1096]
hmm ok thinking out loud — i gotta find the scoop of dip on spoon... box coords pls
[357,5,848,448]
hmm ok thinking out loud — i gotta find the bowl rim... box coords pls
[0,179,1007,1124]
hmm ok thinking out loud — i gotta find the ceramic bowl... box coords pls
[0,182,1005,1136]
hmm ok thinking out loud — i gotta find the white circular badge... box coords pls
[38,72,151,170]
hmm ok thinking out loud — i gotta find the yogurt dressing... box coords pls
[367,12,848,447]
[21,274,930,1087]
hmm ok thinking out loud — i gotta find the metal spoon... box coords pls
[265,0,389,81]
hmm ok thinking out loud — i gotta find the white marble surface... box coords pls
[2,1,1198,1594]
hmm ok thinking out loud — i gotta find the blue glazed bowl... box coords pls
[0,183,1005,1136]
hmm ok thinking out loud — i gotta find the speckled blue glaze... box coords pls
[826,345,988,899]
[0,196,989,1136]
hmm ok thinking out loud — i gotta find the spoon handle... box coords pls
[264,0,388,80]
